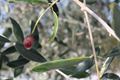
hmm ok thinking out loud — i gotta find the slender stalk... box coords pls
[84,9,100,80]
[73,0,120,41]
[74,0,100,79]
[32,0,58,34]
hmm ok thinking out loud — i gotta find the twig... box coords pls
[83,2,100,80]
[73,0,120,41]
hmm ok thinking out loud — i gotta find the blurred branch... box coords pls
[73,0,120,41]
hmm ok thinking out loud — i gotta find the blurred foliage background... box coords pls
[0,0,120,80]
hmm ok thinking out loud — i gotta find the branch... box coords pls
[73,0,120,41]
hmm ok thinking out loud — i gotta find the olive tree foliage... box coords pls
[0,0,120,80]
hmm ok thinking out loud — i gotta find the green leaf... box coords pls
[10,17,24,43]
[60,58,93,78]
[60,66,90,78]
[0,35,10,44]
[15,42,46,62]
[76,58,94,72]
[100,57,114,78]
[2,46,16,55]
[0,28,12,49]
[0,54,3,69]
[14,66,24,77]
[32,56,90,72]
[72,72,90,78]
[7,56,29,68]
[104,47,120,57]
[49,10,59,42]
[3,28,12,38]
[30,21,40,49]
[102,73,120,80]
[111,3,120,38]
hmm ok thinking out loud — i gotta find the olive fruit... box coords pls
[23,34,35,49]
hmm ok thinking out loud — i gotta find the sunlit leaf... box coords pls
[10,17,24,43]
[15,42,46,62]
[32,57,90,72]
[49,11,59,42]
[100,57,114,78]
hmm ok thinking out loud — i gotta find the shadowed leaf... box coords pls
[0,28,12,49]
[14,66,24,77]
[102,73,120,80]
[30,21,40,49]
[0,35,10,43]
[111,3,120,38]
[10,17,24,43]
[0,54,3,69]
[2,46,16,55]
[7,56,29,68]
[15,42,46,62]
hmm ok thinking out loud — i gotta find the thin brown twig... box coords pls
[73,0,120,42]
[83,2,100,80]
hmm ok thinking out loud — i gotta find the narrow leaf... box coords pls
[3,28,12,37]
[14,66,24,77]
[61,66,90,78]
[7,56,29,68]
[76,58,94,72]
[111,3,120,38]
[15,42,46,62]
[52,4,59,16]
[49,11,59,42]
[2,46,16,55]
[0,35,10,43]
[100,57,114,78]
[0,55,3,69]
[72,72,89,78]
[32,57,90,72]
[102,73,120,80]
[104,47,120,57]
[30,21,40,49]
[10,17,24,43]
[0,28,12,49]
